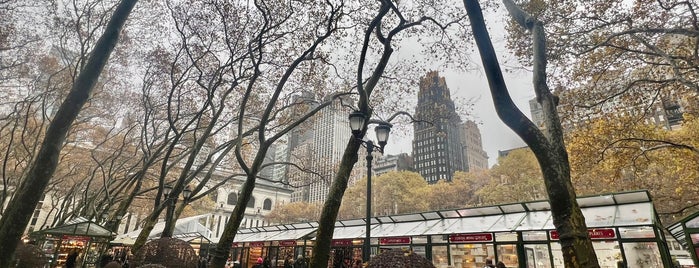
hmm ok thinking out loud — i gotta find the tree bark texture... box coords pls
[308,139,362,267]
[0,1,137,267]
[463,0,600,267]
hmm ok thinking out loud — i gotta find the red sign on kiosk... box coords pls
[379,237,411,245]
[332,239,354,247]
[62,235,91,243]
[550,228,616,240]
[449,233,493,243]
[279,240,296,247]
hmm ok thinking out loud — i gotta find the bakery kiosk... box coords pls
[31,217,115,267]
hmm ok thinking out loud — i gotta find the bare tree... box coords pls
[463,0,599,266]
[0,0,137,265]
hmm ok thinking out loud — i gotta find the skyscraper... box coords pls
[413,71,465,183]
[460,120,489,170]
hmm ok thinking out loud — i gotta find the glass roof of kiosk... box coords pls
[667,205,699,248]
[234,190,656,241]
[31,217,115,238]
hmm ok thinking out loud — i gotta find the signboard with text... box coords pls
[449,233,493,243]
[550,228,616,240]
[279,240,296,247]
[332,239,354,247]
[379,237,411,245]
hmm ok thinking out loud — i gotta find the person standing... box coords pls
[484,258,496,268]
[65,249,80,268]
[496,261,506,268]
[293,255,307,268]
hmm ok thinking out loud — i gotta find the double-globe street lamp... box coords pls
[349,111,391,263]
[162,184,193,237]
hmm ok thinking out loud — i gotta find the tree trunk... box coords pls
[0,1,137,266]
[462,0,600,267]
[131,212,159,252]
[210,176,257,268]
[308,139,361,267]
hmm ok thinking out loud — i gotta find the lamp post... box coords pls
[349,111,391,263]
[162,185,193,238]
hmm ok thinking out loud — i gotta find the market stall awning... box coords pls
[31,217,114,238]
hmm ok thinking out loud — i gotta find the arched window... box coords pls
[263,199,272,210]
[227,193,237,205]
[247,196,255,208]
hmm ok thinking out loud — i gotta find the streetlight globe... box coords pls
[163,184,173,196]
[349,111,366,138]
[183,186,192,199]
[374,123,391,148]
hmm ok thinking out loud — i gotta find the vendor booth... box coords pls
[30,217,115,267]
[667,210,699,267]
[228,190,673,268]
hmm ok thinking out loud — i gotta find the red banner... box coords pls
[379,237,411,245]
[279,240,296,247]
[449,233,493,243]
[332,239,354,247]
[62,235,91,243]
[550,229,616,240]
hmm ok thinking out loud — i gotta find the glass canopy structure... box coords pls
[224,190,673,268]
[668,210,699,266]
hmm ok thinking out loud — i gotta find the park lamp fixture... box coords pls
[348,111,391,151]
[163,184,173,196]
[183,186,192,200]
[349,111,366,138]
[348,111,392,263]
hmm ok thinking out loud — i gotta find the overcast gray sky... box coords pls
[381,6,534,167]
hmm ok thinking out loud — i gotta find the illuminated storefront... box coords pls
[228,191,672,267]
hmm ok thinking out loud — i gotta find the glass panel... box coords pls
[497,244,519,268]
[614,203,653,226]
[550,243,563,268]
[622,242,663,268]
[495,232,518,242]
[517,212,552,231]
[489,213,527,232]
[429,216,501,234]
[392,214,425,222]
[422,212,441,220]
[613,191,650,204]
[524,244,552,268]
[685,216,699,228]
[449,243,495,268]
[577,195,614,207]
[458,206,502,216]
[431,235,447,243]
[526,201,550,211]
[592,240,622,268]
[412,236,428,244]
[619,227,655,239]
[581,206,616,227]
[500,204,526,213]
[413,246,427,258]
[432,245,449,268]
[522,231,547,241]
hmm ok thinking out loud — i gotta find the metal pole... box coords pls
[364,141,373,263]
[163,195,175,238]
